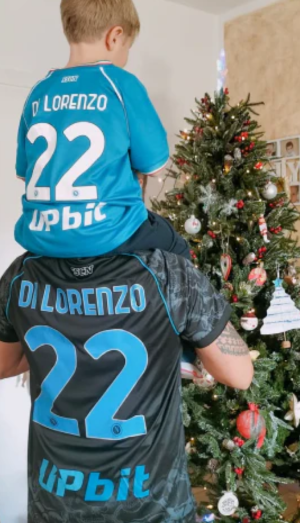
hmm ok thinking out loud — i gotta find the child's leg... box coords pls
[111,211,191,260]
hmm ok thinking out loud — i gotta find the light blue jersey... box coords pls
[15,61,169,257]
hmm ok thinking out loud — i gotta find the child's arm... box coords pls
[16,114,28,182]
[123,75,169,178]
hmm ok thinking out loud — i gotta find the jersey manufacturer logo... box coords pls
[71,265,94,277]
[62,75,79,83]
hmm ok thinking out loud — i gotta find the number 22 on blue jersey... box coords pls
[25,327,148,441]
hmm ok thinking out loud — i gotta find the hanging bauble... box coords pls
[236,404,266,449]
[220,254,232,281]
[224,154,234,174]
[185,216,201,234]
[218,492,239,516]
[284,394,300,428]
[234,148,242,160]
[240,311,259,331]
[262,181,278,200]
[193,359,216,389]
[258,214,270,243]
[222,439,236,451]
[243,253,257,266]
[248,267,267,286]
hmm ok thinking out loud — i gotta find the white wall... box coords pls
[0,0,219,521]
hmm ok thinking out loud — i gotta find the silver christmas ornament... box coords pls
[218,492,239,516]
[242,252,256,266]
[222,439,236,451]
[262,182,278,201]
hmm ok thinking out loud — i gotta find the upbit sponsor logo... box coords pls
[29,202,107,233]
[39,459,150,501]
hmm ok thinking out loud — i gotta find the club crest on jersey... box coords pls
[71,265,94,277]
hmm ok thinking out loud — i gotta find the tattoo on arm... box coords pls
[216,322,249,356]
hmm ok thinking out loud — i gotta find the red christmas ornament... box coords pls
[242,518,250,523]
[236,200,245,210]
[248,267,267,286]
[236,404,266,449]
[232,295,239,303]
[224,87,229,95]
[208,231,216,239]
[234,467,244,476]
[177,158,186,166]
[233,437,245,447]
[176,194,184,201]
[251,507,263,520]
[254,162,263,170]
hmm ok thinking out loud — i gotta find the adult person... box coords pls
[0,251,253,523]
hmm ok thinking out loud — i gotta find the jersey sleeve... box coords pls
[16,114,28,180]
[181,262,232,348]
[143,251,231,349]
[122,75,169,174]
[0,257,24,343]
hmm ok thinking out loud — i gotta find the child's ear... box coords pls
[106,26,124,51]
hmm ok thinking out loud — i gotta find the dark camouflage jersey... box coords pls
[0,250,231,523]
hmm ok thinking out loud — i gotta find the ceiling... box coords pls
[166,0,256,14]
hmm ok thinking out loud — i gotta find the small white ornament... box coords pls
[185,215,201,234]
[241,312,259,331]
[262,182,278,201]
[284,394,300,428]
[222,439,236,451]
[218,492,239,516]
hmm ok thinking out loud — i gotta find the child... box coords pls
[15,0,190,260]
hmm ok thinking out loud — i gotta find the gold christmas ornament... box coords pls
[250,350,260,362]
[224,154,234,174]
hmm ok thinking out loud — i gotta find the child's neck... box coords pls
[66,42,111,68]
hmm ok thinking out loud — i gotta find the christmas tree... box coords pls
[152,89,300,522]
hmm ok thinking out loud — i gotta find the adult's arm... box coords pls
[196,322,253,390]
[174,257,253,391]
[0,255,28,379]
[0,341,29,379]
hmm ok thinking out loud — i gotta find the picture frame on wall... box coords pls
[267,136,300,205]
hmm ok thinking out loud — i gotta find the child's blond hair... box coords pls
[61,0,140,43]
